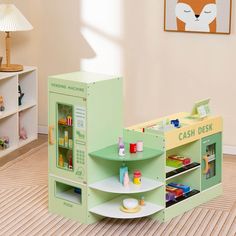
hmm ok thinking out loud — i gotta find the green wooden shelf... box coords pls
[89,143,163,161]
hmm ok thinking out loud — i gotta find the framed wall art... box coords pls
[164,0,232,34]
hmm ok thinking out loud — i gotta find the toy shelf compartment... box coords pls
[165,167,201,208]
[89,195,164,219]
[166,162,200,180]
[55,181,81,204]
[18,106,37,146]
[18,68,37,110]
[0,114,18,158]
[166,140,201,180]
[89,143,163,161]
[166,189,200,208]
[0,74,18,119]
[89,176,164,194]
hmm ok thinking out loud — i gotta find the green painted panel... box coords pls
[166,167,201,191]
[48,175,88,223]
[201,132,222,191]
[48,78,87,98]
[166,140,201,164]
[90,143,163,161]
[124,129,165,151]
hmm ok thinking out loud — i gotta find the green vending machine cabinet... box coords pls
[201,133,222,191]
[48,71,123,223]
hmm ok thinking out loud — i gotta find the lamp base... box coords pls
[0,64,23,72]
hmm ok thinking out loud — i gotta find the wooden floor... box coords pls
[0,134,48,167]
[0,136,235,235]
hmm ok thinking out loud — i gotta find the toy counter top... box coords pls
[126,112,223,150]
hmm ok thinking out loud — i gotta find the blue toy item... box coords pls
[74,188,81,194]
[168,183,190,194]
[119,163,128,184]
[171,119,180,128]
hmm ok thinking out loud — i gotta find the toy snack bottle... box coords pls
[64,131,69,147]
[59,154,64,167]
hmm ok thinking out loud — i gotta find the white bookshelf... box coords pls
[0,66,38,158]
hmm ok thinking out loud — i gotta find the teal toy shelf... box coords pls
[89,143,163,161]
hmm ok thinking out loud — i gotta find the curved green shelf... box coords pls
[89,143,163,161]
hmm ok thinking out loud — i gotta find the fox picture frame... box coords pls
[164,0,232,34]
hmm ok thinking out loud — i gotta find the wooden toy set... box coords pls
[48,72,222,224]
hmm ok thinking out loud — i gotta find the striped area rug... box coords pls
[0,143,235,236]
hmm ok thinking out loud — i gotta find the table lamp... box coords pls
[0,4,33,72]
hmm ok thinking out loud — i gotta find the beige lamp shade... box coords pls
[0,4,33,31]
[0,4,33,72]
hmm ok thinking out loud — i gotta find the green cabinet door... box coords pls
[48,92,87,183]
[201,133,222,191]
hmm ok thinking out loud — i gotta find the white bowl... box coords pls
[123,198,138,209]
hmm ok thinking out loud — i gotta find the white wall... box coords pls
[0,0,235,147]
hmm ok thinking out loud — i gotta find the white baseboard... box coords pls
[37,125,236,156]
[223,146,236,156]
[38,125,48,134]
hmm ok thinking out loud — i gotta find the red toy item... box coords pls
[166,186,183,197]
[133,170,142,184]
[67,116,72,126]
[168,155,191,165]
[68,153,73,169]
[130,143,137,153]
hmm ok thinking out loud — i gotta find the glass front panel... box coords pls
[57,103,73,171]
[205,143,216,179]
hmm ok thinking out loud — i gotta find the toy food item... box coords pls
[166,192,176,202]
[123,171,130,187]
[129,143,137,153]
[69,139,73,149]
[133,170,142,185]
[68,153,73,170]
[67,116,72,126]
[59,138,64,146]
[139,196,145,206]
[166,186,183,197]
[119,143,125,156]
[58,118,67,125]
[166,158,183,168]
[168,155,191,165]
[64,131,68,147]
[59,154,64,167]
[168,183,190,194]
[123,198,139,210]
[136,141,143,152]
[119,163,128,184]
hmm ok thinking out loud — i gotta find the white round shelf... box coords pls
[89,195,164,219]
[89,176,163,194]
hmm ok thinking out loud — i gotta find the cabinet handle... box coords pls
[203,155,209,174]
[49,125,54,145]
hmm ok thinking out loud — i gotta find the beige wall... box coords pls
[0,0,235,146]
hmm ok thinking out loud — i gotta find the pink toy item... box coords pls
[123,171,129,187]
[19,113,27,140]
